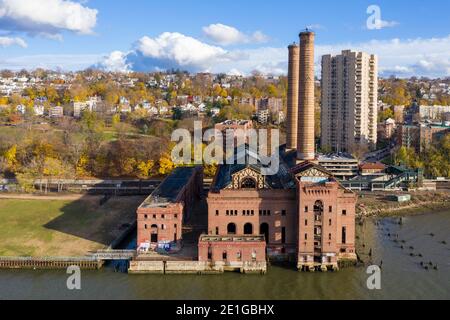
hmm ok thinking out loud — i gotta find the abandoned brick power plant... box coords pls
[131,30,357,274]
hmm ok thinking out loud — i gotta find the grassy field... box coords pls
[0,196,145,257]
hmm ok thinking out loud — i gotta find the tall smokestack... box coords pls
[297,31,315,161]
[287,43,299,150]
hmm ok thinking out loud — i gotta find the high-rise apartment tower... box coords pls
[321,50,378,152]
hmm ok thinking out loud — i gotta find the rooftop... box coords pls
[212,145,296,192]
[317,153,358,162]
[360,162,386,170]
[216,120,252,126]
[140,166,199,208]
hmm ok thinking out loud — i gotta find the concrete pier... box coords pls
[128,259,267,275]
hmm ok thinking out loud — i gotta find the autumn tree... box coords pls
[137,160,155,178]
[378,108,394,122]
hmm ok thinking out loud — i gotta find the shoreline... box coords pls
[356,191,450,218]
[1,192,449,271]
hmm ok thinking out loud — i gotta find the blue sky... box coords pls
[0,0,449,77]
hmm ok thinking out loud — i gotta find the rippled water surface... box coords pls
[1,210,449,300]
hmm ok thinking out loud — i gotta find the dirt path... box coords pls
[0,194,99,201]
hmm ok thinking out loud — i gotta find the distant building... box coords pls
[359,162,386,175]
[321,50,378,152]
[398,125,420,151]
[443,112,450,123]
[398,123,450,153]
[256,97,283,113]
[419,105,450,121]
[317,154,360,180]
[119,104,132,113]
[177,95,189,105]
[257,109,269,124]
[73,97,99,117]
[33,105,44,116]
[210,107,220,117]
[16,104,26,114]
[215,120,254,149]
[377,118,396,140]
[393,105,405,124]
[49,106,63,118]
[419,124,450,152]
[274,111,285,125]
[73,102,91,118]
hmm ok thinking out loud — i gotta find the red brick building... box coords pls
[198,235,267,273]
[136,166,203,252]
[293,162,356,270]
[360,162,386,175]
[136,30,357,273]
[203,148,357,271]
[199,31,357,272]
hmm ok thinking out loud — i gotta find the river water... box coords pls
[0,210,449,300]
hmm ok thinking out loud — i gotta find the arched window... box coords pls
[314,200,324,213]
[150,224,158,243]
[260,223,269,243]
[244,223,253,235]
[241,177,256,189]
[227,223,236,235]
[314,200,324,222]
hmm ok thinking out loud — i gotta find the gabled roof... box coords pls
[211,144,295,191]
[290,161,334,178]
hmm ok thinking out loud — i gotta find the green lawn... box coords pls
[0,196,144,257]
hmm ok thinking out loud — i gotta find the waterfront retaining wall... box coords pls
[128,260,164,274]
[165,261,209,274]
[128,260,267,275]
[0,257,103,270]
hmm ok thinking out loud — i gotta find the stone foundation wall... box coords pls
[128,260,164,274]
[165,261,208,274]
[128,260,267,274]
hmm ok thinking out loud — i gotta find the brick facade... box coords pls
[137,166,203,251]
[205,158,357,271]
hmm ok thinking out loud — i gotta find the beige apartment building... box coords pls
[321,50,378,153]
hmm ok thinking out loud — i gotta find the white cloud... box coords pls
[0,0,98,38]
[0,36,26,47]
[227,68,244,76]
[93,32,282,76]
[203,23,269,45]
[251,31,269,43]
[6,31,449,79]
[93,32,450,78]
[96,51,131,73]
[411,58,450,77]
[317,35,450,78]
[133,32,230,70]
